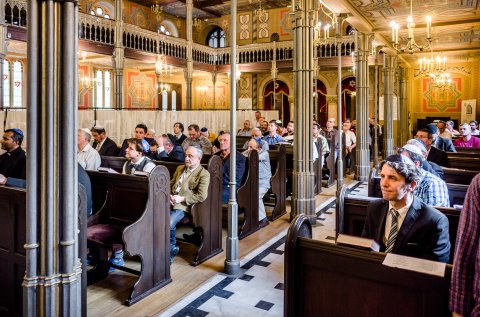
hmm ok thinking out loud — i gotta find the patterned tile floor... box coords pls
[159,181,368,317]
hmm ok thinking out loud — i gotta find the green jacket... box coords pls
[170,165,210,211]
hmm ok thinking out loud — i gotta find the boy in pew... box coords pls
[362,154,450,263]
[108,138,156,269]
[169,146,210,263]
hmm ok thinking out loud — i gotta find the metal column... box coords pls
[224,0,240,276]
[113,0,124,109]
[399,67,409,145]
[25,1,81,316]
[291,0,316,223]
[383,54,396,157]
[354,32,371,181]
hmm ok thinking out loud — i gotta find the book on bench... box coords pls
[97,167,119,174]
[336,234,380,252]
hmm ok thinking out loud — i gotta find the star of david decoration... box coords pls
[349,80,356,88]
[422,77,462,112]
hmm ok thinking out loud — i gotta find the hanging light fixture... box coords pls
[390,0,432,54]
[192,16,202,29]
[151,1,163,23]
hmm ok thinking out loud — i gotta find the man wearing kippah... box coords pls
[362,154,450,263]
[0,128,26,180]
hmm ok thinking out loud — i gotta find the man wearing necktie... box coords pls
[169,146,210,263]
[362,154,450,263]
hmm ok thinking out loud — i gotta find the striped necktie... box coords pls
[385,208,400,253]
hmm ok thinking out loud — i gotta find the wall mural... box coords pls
[257,12,269,39]
[422,77,462,112]
[124,2,157,32]
[280,9,293,36]
[126,71,156,109]
[239,14,251,40]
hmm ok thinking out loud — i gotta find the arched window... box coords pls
[206,27,226,48]
[93,69,112,108]
[3,60,24,108]
[162,90,168,111]
[90,6,110,19]
[158,24,171,36]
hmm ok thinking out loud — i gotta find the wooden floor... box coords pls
[87,182,345,317]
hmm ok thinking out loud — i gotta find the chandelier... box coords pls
[155,54,174,78]
[193,17,202,29]
[81,76,97,90]
[249,0,266,19]
[390,0,432,54]
[418,51,447,75]
[151,1,163,22]
[430,72,451,88]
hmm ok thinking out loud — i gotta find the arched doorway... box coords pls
[341,76,356,121]
[263,80,290,123]
[314,79,327,127]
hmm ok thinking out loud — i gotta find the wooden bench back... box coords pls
[285,215,452,317]
[443,167,479,185]
[267,144,287,220]
[87,166,171,305]
[337,185,461,264]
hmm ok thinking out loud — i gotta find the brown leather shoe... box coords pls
[258,218,269,228]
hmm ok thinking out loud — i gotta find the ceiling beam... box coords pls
[374,18,480,32]
[176,0,222,17]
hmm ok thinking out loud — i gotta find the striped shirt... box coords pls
[449,173,480,316]
[413,169,450,207]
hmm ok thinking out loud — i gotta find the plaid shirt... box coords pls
[450,173,480,316]
[413,169,450,207]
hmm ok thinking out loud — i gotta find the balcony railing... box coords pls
[5,0,355,65]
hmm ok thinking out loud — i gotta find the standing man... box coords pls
[254,110,262,127]
[362,154,450,263]
[0,128,26,180]
[454,123,480,148]
[449,173,480,316]
[182,124,213,155]
[91,126,118,156]
[215,133,246,204]
[313,123,329,169]
[173,122,187,145]
[169,146,210,263]
[77,128,101,171]
[343,120,356,175]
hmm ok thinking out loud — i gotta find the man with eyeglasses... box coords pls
[0,128,26,181]
[415,127,449,167]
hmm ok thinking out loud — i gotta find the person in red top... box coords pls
[454,123,480,148]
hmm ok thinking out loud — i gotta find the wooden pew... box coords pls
[336,185,461,264]
[267,144,287,220]
[368,173,468,207]
[87,166,171,305]
[235,135,252,149]
[446,155,480,170]
[443,167,479,185]
[100,155,126,173]
[285,215,452,317]
[0,185,88,316]
[236,150,260,239]
[147,157,224,265]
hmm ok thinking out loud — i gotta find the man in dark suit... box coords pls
[173,122,187,145]
[425,123,456,152]
[91,126,118,156]
[415,128,449,167]
[118,123,153,157]
[150,134,185,163]
[362,154,450,263]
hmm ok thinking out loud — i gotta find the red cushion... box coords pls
[87,223,124,250]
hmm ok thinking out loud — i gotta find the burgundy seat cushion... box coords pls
[87,223,124,250]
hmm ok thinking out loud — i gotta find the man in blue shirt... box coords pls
[264,120,286,145]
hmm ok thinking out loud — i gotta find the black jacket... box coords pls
[92,137,118,156]
[427,146,448,167]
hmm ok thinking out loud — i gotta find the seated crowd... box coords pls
[1,113,479,314]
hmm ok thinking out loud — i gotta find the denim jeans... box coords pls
[258,187,269,221]
[170,209,186,249]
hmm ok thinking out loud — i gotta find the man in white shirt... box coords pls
[77,128,101,171]
[343,120,356,174]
